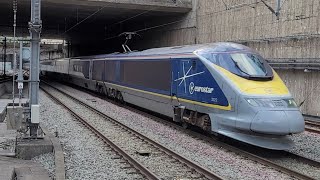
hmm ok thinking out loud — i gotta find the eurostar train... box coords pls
[41,42,305,150]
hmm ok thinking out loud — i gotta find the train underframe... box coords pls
[95,81,212,132]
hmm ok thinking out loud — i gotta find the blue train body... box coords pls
[41,42,305,150]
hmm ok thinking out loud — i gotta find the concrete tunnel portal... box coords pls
[0,0,192,56]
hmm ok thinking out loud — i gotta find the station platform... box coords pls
[0,156,51,180]
[0,123,16,157]
[0,123,51,180]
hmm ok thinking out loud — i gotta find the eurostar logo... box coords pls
[189,82,214,95]
[174,61,205,93]
[189,82,195,94]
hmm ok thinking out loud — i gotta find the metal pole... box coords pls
[13,0,17,107]
[29,0,42,137]
[67,41,70,58]
[3,37,6,77]
[18,42,23,106]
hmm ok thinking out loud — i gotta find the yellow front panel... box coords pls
[214,65,290,96]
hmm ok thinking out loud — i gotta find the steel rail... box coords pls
[140,115,319,180]
[142,118,318,180]
[305,120,320,134]
[43,80,318,180]
[282,151,320,169]
[109,102,319,180]
[41,82,224,180]
[40,86,160,180]
[84,93,317,180]
[303,115,320,124]
[305,127,320,134]
[128,104,320,179]
[305,121,320,128]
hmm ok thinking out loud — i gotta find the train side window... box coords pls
[218,54,235,72]
[201,54,218,65]
[211,54,218,64]
[218,54,230,70]
[192,60,196,70]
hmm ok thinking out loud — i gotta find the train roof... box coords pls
[76,42,255,60]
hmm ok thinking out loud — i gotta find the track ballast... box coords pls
[40,81,224,180]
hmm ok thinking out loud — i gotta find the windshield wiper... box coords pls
[233,61,251,76]
[252,55,268,75]
[233,61,271,80]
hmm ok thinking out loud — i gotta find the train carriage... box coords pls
[41,42,305,150]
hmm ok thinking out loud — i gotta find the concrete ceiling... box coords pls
[0,0,191,39]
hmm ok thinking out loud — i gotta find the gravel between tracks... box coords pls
[32,153,55,179]
[49,82,297,180]
[39,91,144,180]
[272,157,320,179]
[44,85,208,179]
[289,132,320,162]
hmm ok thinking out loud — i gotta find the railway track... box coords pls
[40,82,224,180]
[132,112,320,180]
[123,108,320,180]
[304,118,320,134]
[43,80,320,180]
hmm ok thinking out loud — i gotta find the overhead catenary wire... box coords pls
[104,17,187,40]
[64,0,186,34]
[109,7,159,27]
[104,0,263,41]
[110,0,188,26]
[64,5,107,34]
[105,0,319,44]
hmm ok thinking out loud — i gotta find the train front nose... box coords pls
[250,110,305,135]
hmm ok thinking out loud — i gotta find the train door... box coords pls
[171,58,205,122]
[171,58,181,121]
[171,58,204,102]
[172,58,229,107]
[171,59,183,102]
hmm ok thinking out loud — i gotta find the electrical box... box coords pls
[31,105,40,123]
[22,47,31,61]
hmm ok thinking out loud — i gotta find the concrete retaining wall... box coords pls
[277,70,320,116]
[144,0,320,53]
[139,0,320,115]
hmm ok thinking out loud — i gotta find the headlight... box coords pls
[283,99,298,108]
[246,99,260,107]
[246,99,275,108]
[246,98,297,108]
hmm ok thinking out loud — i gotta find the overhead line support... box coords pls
[29,0,42,138]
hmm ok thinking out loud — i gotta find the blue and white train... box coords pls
[41,42,305,150]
